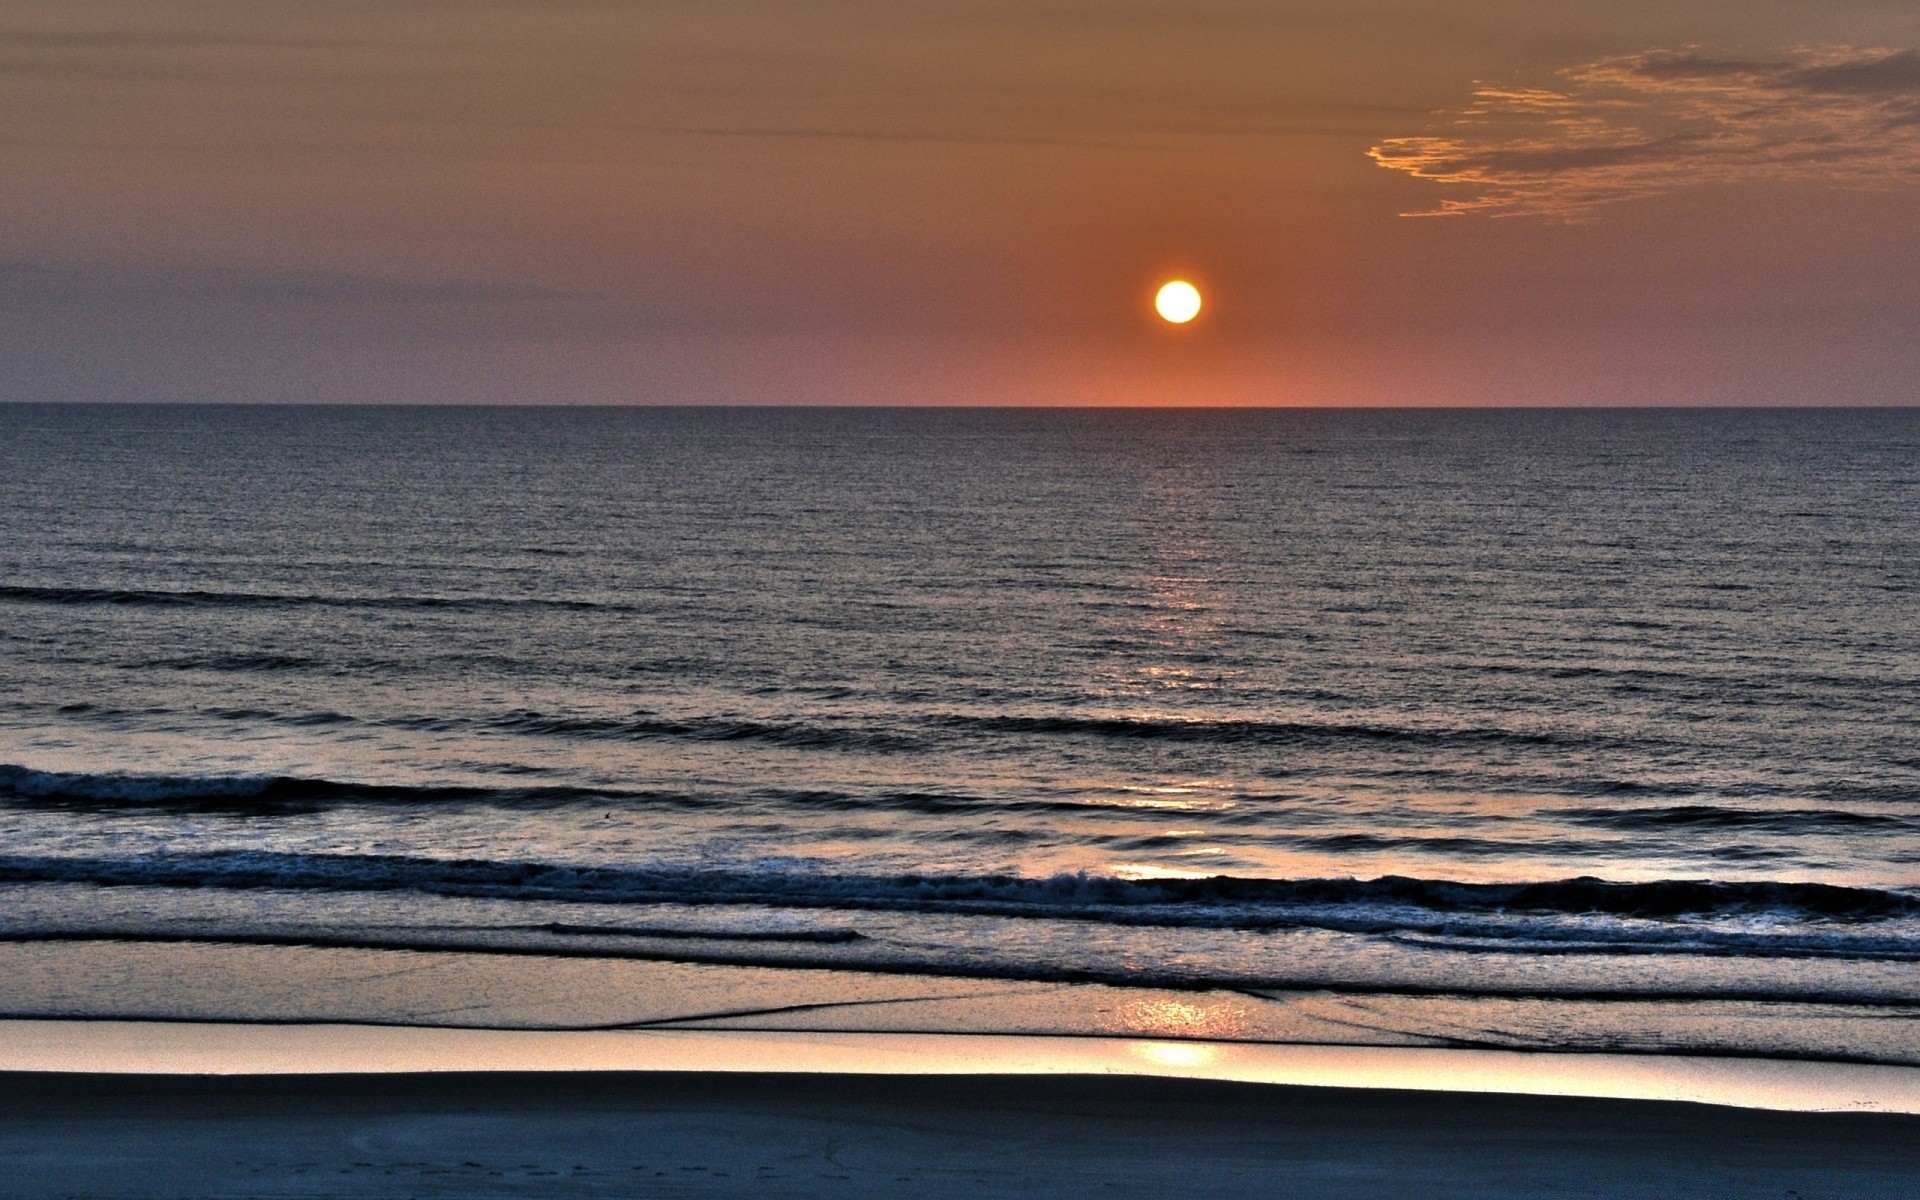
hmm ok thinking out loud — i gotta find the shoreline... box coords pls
[5,1018,1920,1114]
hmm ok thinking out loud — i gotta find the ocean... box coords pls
[2,404,1916,1061]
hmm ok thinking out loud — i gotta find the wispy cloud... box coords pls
[1370,46,1920,218]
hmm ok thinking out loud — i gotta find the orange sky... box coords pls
[3,1,1919,405]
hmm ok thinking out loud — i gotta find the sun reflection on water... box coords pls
[1109,863,1217,881]
[1133,1041,1219,1069]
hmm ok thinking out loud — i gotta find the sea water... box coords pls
[2,405,1916,1058]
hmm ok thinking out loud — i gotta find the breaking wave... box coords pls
[3,849,1916,960]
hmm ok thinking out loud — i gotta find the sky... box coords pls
[3,1,1919,406]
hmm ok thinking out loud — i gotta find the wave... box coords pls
[0,583,612,613]
[498,706,1589,757]
[471,711,923,752]
[0,765,690,811]
[3,849,1916,953]
[1550,804,1920,835]
[152,653,327,673]
[19,699,1606,759]
[0,764,1029,818]
[0,763,1738,831]
[937,713,1577,750]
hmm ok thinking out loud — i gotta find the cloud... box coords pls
[1369,46,1920,218]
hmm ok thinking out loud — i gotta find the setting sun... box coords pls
[1154,280,1202,324]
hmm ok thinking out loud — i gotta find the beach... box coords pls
[8,1063,1920,1198]
[5,1019,1920,1196]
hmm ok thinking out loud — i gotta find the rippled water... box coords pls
[2,405,1917,1053]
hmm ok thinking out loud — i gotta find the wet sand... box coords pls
[8,1019,1920,1112]
[5,1069,1919,1199]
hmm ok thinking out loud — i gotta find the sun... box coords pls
[1154,280,1202,324]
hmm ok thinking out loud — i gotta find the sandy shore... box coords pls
[4,1020,1918,1196]
[5,1068,1919,1199]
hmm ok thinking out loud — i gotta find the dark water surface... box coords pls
[2,405,1916,1055]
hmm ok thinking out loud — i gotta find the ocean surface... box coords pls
[2,404,1917,1059]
